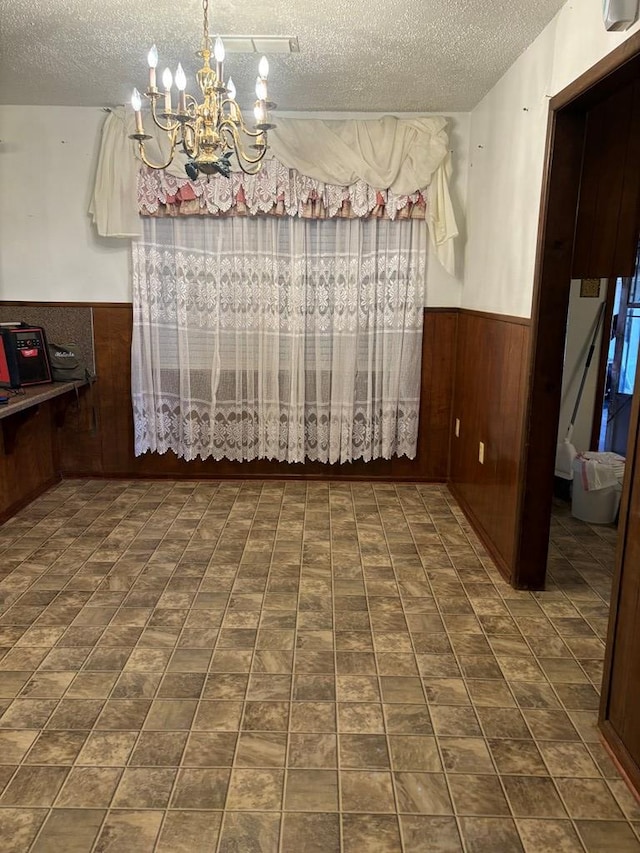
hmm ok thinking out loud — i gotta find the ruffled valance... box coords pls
[138,161,427,220]
[90,107,458,273]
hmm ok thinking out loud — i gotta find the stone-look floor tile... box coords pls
[288,732,337,768]
[341,770,396,812]
[430,705,482,737]
[0,808,48,853]
[516,818,584,852]
[144,698,199,731]
[226,768,284,809]
[538,741,600,777]
[458,816,524,853]
[155,810,223,853]
[576,820,640,852]
[66,671,118,699]
[76,731,138,766]
[24,730,87,765]
[290,702,337,732]
[0,765,69,806]
[510,683,561,710]
[247,673,291,700]
[129,731,187,766]
[448,773,510,816]
[56,766,122,808]
[340,733,390,769]
[384,703,433,734]
[488,739,548,776]
[46,698,105,730]
[252,651,294,674]
[183,732,238,767]
[422,680,471,709]
[30,808,106,853]
[285,769,339,811]
[394,772,453,814]
[171,768,230,809]
[466,679,516,708]
[281,813,340,853]
[399,815,464,852]
[439,737,493,774]
[556,777,625,819]
[112,767,177,808]
[95,699,151,730]
[502,775,567,817]
[388,735,442,771]
[218,812,281,853]
[202,673,249,700]
[338,702,385,733]
[380,676,425,704]
[609,779,640,821]
[0,730,38,763]
[0,698,58,728]
[522,709,579,741]
[336,675,380,702]
[19,671,75,698]
[93,809,164,853]
[242,701,289,731]
[341,814,402,853]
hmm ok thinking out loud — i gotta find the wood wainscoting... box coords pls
[58,304,459,482]
[449,309,531,583]
[0,401,59,524]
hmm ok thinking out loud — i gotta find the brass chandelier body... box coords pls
[129,0,276,178]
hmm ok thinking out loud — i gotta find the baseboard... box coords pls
[447,482,513,585]
[600,719,640,804]
[61,471,449,484]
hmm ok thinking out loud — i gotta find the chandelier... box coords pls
[129,0,276,178]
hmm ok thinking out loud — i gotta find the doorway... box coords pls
[513,41,640,591]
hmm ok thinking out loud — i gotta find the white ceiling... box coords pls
[1,0,566,112]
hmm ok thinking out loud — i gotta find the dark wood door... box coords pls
[601,380,640,789]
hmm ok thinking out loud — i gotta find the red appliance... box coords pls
[0,326,52,387]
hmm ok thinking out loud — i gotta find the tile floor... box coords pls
[0,480,636,852]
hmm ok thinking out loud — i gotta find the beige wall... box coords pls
[0,106,469,306]
[463,0,640,317]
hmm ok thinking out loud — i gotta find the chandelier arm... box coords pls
[181,122,199,159]
[149,98,182,133]
[137,136,179,171]
[224,109,270,140]
[220,119,267,163]
[220,122,268,169]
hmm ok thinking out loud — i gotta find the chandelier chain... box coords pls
[202,0,209,51]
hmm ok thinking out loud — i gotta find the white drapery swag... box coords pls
[132,216,426,464]
[91,109,458,274]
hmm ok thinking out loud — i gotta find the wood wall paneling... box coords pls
[0,402,59,524]
[55,305,458,482]
[449,311,530,582]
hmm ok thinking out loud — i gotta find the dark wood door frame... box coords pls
[513,34,640,590]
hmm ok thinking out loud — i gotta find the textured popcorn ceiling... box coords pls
[0,0,566,111]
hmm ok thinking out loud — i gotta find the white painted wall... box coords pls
[0,105,469,306]
[0,106,131,303]
[557,279,608,455]
[463,0,640,318]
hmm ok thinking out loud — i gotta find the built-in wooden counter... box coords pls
[0,381,93,524]
[0,381,86,421]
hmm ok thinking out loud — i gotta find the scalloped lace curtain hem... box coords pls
[132,215,426,465]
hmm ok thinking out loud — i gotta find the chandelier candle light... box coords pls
[130,0,276,178]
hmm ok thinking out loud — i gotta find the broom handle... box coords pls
[568,301,606,431]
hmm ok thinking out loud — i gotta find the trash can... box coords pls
[571,452,625,524]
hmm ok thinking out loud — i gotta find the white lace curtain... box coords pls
[132,215,426,464]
